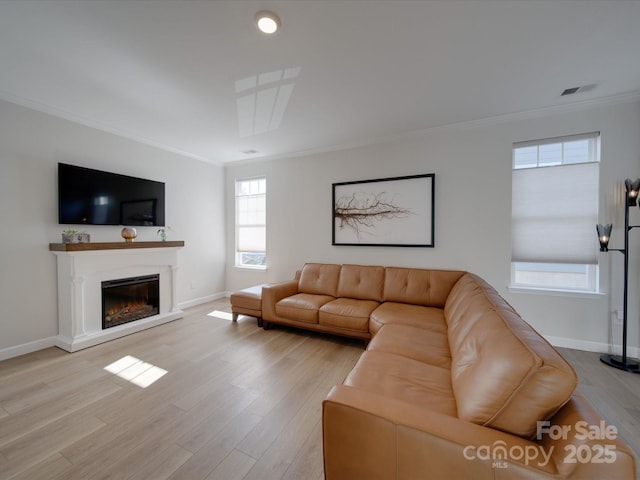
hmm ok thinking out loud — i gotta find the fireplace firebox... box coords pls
[102,274,160,329]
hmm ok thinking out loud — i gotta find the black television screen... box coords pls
[58,163,165,226]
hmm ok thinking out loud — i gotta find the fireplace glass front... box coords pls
[102,274,160,329]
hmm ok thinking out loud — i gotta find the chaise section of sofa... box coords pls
[323,386,636,479]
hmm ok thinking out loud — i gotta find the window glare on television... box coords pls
[58,163,166,226]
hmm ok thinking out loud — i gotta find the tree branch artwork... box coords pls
[332,173,435,247]
[335,191,414,238]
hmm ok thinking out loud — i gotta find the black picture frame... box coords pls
[332,173,435,247]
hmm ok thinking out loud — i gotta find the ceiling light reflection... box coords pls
[235,67,301,137]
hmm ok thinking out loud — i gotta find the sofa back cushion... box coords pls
[383,268,465,307]
[445,273,578,438]
[298,263,341,297]
[337,264,385,301]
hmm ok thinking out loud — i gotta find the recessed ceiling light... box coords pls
[256,11,280,34]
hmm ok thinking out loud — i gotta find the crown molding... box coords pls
[0,90,223,166]
[2,87,638,168]
[430,90,640,133]
[234,90,640,165]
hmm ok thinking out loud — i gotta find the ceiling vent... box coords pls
[561,84,597,96]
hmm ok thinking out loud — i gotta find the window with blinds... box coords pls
[235,177,266,268]
[511,132,600,292]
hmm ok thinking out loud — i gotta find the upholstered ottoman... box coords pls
[230,285,264,327]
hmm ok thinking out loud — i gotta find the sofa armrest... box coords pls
[322,385,636,480]
[262,280,299,321]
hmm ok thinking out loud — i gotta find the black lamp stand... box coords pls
[597,179,640,373]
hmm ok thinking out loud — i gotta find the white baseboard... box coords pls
[178,291,226,310]
[0,336,58,362]
[0,293,226,362]
[545,335,640,358]
[55,311,183,353]
[4,324,635,363]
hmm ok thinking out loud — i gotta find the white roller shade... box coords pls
[238,226,266,252]
[511,162,598,264]
[235,177,266,256]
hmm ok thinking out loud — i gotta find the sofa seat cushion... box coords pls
[275,293,335,324]
[319,298,379,332]
[369,302,446,335]
[367,324,451,369]
[344,351,457,416]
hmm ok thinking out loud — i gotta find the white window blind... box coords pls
[511,133,599,266]
[236,178,266,266]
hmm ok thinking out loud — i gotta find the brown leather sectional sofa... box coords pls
[261,263,636,479]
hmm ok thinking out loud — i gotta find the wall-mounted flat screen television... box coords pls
[58,163,165,226]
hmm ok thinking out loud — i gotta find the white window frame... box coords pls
[235,177,266,269]
[510,262,598,294]
[510,132,600,294]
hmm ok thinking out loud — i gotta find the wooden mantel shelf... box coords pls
[49,241,185,252]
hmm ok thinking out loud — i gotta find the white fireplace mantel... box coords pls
[50,241,184,352]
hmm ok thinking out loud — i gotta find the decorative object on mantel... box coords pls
[121,227,137,243]
[596,178,640,373]
[157,226,172,242]
[61,229,90,244]
[332,173,435,247]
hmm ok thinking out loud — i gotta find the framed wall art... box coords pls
[332,173,435,247]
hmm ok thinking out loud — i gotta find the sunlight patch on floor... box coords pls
[208,310,233,321]
[104,355,167,388]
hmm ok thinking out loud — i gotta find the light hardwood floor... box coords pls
[0,298,639,479]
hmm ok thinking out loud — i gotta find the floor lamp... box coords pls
[596,178,640,373]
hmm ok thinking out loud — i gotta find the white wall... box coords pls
[225,97,640,354]
[2,96,638,360]
[0,99,226,358]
